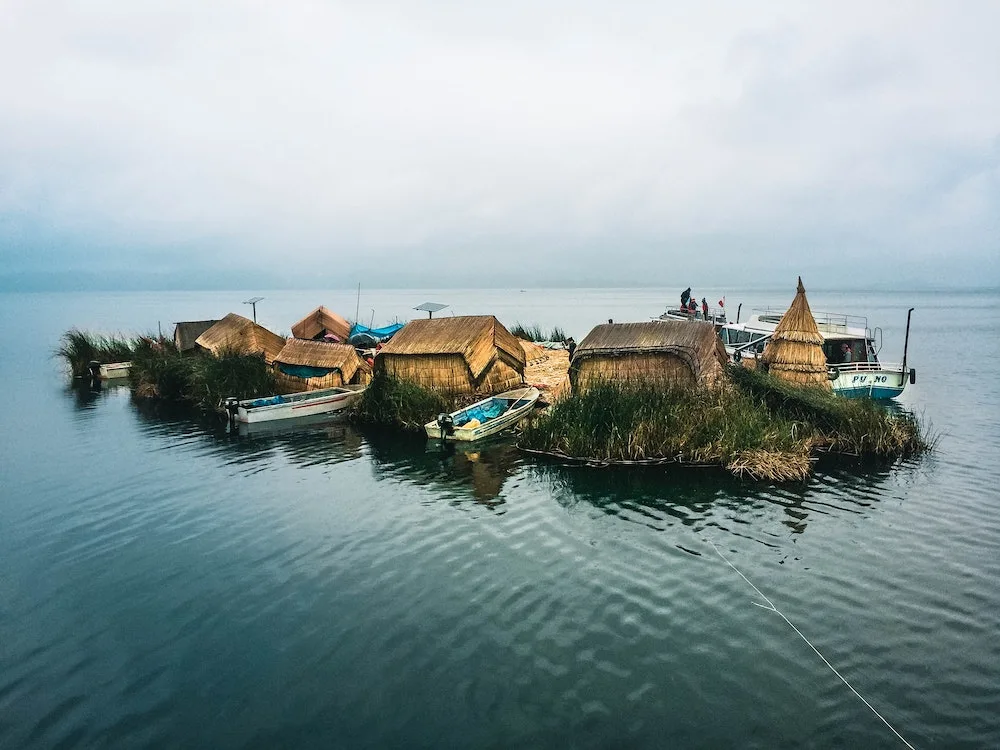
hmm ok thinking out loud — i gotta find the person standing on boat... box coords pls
[687,297,697,316]
[681,287,691,309]
[841,343,853,363]
[701,297,709,321]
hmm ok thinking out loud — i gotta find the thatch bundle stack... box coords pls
[173,320,220,353]
[760,278,832,389]
[291,306,351,342]
[194,313,286,363]
[569,320,727,392]
[375,315,526,395]
[273,339,371,391]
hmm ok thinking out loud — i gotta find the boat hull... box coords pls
[235,386,364,423]
[425,387,540,441]
[99,362,132,380]
[830,366,908,400]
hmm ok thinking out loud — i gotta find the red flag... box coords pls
[718,297,725,307]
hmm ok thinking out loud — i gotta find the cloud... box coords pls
[0,0,997,289]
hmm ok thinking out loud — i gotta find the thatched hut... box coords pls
[375,315,526,395]
[291,306,351,342]
[173,320,220,354]
[194,313,286,363]
[569,320,727,392]
[273,339,372,392]
[760,278,832,389]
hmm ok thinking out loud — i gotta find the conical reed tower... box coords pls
[760,277,832,388]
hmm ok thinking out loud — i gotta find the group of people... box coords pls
[680,287,710,320]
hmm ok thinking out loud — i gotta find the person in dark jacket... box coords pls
[702,297,709,321]
[680,287,691,308]
[566,337,576,360]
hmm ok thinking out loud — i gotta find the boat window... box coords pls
[719,328,730,345]
[826,339,868,364]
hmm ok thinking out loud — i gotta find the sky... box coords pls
[0,0,998,290]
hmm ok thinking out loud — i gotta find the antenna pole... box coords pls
[901,307,914,383]
[356,282,361,323]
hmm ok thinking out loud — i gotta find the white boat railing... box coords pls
[753,307,868,334]
[658,307,727,324]
[829,361,904,374]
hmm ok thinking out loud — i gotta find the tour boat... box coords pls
[721,308,916,400]
[655,306,728,327]
[222,385,366,424]
[425,387,540,441]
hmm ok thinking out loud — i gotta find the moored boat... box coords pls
[721,308,916,400]
[223,385,366,424]
[90,361,132,380]
[425,386,540,441]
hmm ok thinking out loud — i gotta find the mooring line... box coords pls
[708,541,916,750]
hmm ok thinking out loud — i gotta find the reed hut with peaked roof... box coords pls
[375,315,526,395]
[569,320,727,392]
[291,306,351,342]
[273,339,371,392]
[760,278,832,389]
[194,313,286,364]
[173,320,220,354]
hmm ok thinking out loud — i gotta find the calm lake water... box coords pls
[1,287,998,749]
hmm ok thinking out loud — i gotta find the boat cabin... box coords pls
[821,337,874,365]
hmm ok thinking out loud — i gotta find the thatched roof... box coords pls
[291,306,351,342]
[194,313,286,363]
[173,320,220,352]
[573,320,727,385]
[379,316,526,377]
[760,278,832,388]
[274,339,370,382]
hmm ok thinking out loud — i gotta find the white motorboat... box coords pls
[223,385,365,424]
[425,387,540,441]
[89,361,131,380]
[720,308,916,400]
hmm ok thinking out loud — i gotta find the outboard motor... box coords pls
[436,413,455,436]
[222,397,240,426]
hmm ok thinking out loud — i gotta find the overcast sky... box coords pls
[1,1,997,290]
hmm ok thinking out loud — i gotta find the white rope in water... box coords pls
[708,541,916,750]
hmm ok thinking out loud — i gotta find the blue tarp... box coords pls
[277,363,336,379]
[249,395,286,407]
[348,322,405,346]
[456,399,507,426]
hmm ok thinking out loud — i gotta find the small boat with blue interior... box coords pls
[223,384,366,424]
[720,308,916,400]
[425,386,541,441]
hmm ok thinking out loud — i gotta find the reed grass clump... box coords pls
[510,322,569,343]
[129,337,191,400]
[129,341,277,410]
[57,329,137,376]
[520,370,929,481]
[350,373,452,431]
[520,380,811,479]
[728,366,928,457]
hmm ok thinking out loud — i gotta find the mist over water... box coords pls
[1,288,998,748]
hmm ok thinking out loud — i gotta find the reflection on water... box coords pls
[365,431,522,507]
[65,379,129,410]
[530,456,901,539]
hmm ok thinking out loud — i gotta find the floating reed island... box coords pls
[58,281,928,481]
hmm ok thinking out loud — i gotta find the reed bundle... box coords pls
[57,329,138,376]
[760,278,831,388]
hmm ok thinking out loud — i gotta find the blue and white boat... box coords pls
[719,308,916,400]
[425,387,540,441]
